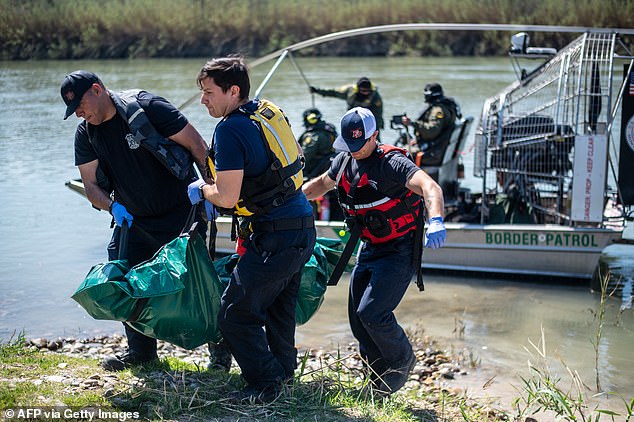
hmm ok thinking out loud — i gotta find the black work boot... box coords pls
[374,352,416,395]
[228,383,282,404]
[101,350,158,371]
[207,341,232,372]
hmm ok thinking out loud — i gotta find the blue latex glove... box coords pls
[110,202,133,227]
[204,201,218,221]
[187,179,206,205]
[424,216,446,249]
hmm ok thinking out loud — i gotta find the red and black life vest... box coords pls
[336,145,422,244]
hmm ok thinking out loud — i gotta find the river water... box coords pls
[1,56,632,414]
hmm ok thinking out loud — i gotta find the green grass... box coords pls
[510,326,634,421]
[3,330,632,420]
[0,335,489,421]
[0,334,116,410]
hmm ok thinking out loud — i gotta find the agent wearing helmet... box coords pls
[309,77,384,134]
[299,108,343,220]
[402,83,462,166]
[299,108,337,179]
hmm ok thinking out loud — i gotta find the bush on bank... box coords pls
[1,0,633,60]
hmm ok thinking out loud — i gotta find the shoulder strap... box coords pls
[412,203,425,291]
[335,154,352,187]
[327,223,361,286]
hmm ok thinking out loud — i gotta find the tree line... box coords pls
[1,0,632,60]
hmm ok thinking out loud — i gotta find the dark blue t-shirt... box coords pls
[212,100,312,220]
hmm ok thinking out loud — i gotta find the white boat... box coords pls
[67,24,634,282]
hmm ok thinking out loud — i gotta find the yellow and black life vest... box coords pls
[337,144,421,244]
[208,99,304,217]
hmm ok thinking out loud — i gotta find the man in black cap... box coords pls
[61,70,219,371]
[402,83,462,167]
[310,77,384,135]
[302,107,446,396]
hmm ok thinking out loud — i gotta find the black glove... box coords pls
[309,86,317,94]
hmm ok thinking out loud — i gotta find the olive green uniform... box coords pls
[412,98,459,166]
[312,84,384,130]
[298,121,336,179]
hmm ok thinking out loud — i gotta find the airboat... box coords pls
[67,24,634,282]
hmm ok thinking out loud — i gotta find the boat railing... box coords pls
[473,31,631,227]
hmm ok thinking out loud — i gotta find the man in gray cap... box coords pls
[302,107,446,396]
[61,70,221,371]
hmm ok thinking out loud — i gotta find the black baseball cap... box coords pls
[60,70,100,119]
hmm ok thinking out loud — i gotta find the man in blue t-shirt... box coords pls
[187,56,316,403]
[61,70,211,371]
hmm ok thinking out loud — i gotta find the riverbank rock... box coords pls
[26,333,471,397]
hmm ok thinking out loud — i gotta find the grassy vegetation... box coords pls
[0,335,128,410]
[1,0,633,60]
[3,328,634,420]
[1,334,496,421]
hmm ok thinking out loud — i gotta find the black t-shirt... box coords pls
[74,91,192,217]
[328,145,419,198]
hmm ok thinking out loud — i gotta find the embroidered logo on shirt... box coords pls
[126,133,140,149]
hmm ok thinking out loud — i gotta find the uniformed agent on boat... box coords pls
[298,108,343,221]
[310,76,384,135]
[187,56,316,404]
[299,108,337,179]
[60,70,212,371]
[302,107,447,395]
[402,83,462,166]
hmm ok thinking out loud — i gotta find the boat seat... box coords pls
[443,116,473,164]
[422,116,474,200]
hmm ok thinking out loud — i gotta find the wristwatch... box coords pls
[199,183,207,200]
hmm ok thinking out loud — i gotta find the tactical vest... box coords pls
[208,99,304,217]
[418,97,461,126]
[300,121,337,179]
[322,121,337,140]
[416,96,462,166]
[337,145,422,244]
[346,86,381,114]
[109,90,194,180]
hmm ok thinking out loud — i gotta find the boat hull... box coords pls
[213,217,621,280]
[66,179,622,280]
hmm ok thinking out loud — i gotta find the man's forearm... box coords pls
[84,182,114,211]
[302,173,335,200]
[422,192,444,217]
[199,169,242,209]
